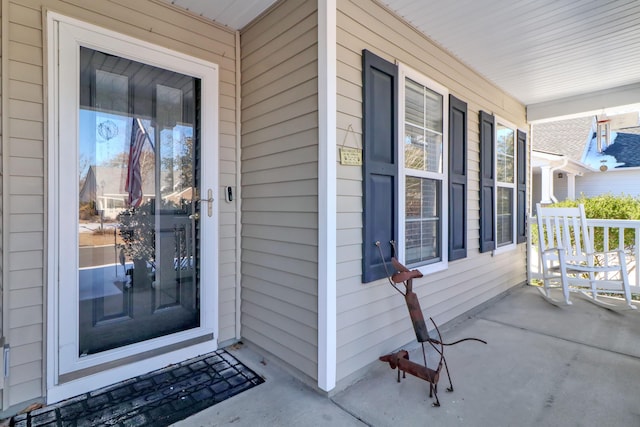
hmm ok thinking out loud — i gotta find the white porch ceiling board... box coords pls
[160,0,640,110]
[381,0,640,105]
[163,0,276,29]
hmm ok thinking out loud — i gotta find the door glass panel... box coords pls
[78,47,200,356]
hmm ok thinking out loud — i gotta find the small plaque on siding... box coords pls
[340,147,363,166]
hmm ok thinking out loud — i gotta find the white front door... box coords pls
[47,14,219,403]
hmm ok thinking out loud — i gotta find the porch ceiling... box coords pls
[162,0,640,112]
[160,0,276,29]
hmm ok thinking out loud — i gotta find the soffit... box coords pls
[161,0,640,108]
[380,0,640,106]
[159,0,276,29]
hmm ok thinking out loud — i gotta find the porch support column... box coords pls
[540,165,553,204]
[318,0,337,392]
[235,30,242,340]
[566,173,576,201]
[1,0,9,408]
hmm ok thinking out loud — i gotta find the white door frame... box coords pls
[46,12,219,404]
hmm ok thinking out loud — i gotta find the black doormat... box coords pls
[13,349,264,427]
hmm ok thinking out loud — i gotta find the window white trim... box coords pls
[493,116,520,254]
[397,64,449,274]
[47,12,219,403]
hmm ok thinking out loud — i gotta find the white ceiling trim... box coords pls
[528,83,640,123]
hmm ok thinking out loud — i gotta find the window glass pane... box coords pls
[405,176,422,219]
[497,124,515,183]
[404,79,443,173]
[497,187,513,245]
[424,88,443,131]
[405,177,441,264]
[405,124,425,170]
[505,160,514,183]
[405,79,425,126]
[425,130,443,173]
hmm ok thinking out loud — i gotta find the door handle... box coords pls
[194,189,214,217]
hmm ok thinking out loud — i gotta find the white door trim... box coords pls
[46,12,219,403]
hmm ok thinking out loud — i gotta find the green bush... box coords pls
[551,193,640,221]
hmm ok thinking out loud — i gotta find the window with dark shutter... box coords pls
[479,111,495,253]
[448,95,467,260]
[516,130,527,243]
[362,50,398,283]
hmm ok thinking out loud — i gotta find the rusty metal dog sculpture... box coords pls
[376,243,486,407]
[378,349,410,383]
[379,319,448,406]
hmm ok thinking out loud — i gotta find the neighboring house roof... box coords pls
[604,132,640,168]
[531,149,593,175]
[79,165,156,203]
[532,116,594,163]
[533,117,640,171]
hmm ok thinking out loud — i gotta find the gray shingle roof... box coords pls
[532,116,594,162]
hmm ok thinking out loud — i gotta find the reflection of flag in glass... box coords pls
[125,118,147,207]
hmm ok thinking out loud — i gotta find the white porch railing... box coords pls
[527,216,640,294]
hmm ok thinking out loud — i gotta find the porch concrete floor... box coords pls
[175,285,640,426]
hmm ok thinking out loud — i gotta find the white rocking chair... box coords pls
[536,203,637,310]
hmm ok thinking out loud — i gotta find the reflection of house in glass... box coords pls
[79,163,194,219]
[79,165,156,219]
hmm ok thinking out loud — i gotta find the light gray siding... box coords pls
[3,0,238,410]
[575,170,640,199]
[5,1,45,408]
[335,0,528,384]
[553,173,569,201]
[240,0,320,381]
[532,173,542,213]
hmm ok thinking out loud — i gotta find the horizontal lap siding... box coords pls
[6,1,45,407]
[573,171,640,198]
[5,0,237,408]
[335,0,527,383]
[240,0,319,381]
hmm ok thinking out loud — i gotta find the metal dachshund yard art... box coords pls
[376,243,486,407]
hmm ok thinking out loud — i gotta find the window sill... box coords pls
[492,243,516,256]
[415,260,448,276]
